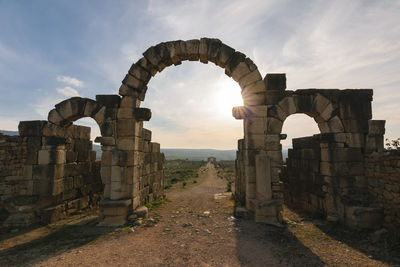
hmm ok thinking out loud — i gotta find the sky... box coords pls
[0,0,399,149]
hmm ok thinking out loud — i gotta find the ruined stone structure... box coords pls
[0,123,102,229]
[277,92,398,230]
[365,151,400,233]
[0,38,399,231]
[208,157,217,165]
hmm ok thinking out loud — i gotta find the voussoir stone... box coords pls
[185,39,200,61]
[216,43,235,68]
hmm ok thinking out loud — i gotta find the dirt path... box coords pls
[31,163,283,266]
[0,163,397,266]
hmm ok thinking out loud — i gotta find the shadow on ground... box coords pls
[284,205,400,266]
[316,220,400,266]
[235,218,325,266]
[0,217,116,267]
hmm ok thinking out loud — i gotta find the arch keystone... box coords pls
[185,39,200,61]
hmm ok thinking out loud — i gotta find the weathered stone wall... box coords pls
[0,134,29,227]
[282,130,386,229]
[138,128,164,207]
[0,121,103,231]
[281,136,325,215]
[365,150,400,233]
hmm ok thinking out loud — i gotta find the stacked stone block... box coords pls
[282,130,385,229]
[0,121,102,231]
[46,95,165,225]
[137,131,164,208]
[234,139,246,206]
[282,136,325,215]
[0,133,31,228]
[365,150,400,233]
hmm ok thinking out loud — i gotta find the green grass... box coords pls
[144,198,169,210]
[163,159,205,189]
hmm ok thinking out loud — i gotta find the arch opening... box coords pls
[140,62,244,208]
[142,61,243,150]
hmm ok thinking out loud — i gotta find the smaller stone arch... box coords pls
[48,97,104,126]
[267,91,345,134]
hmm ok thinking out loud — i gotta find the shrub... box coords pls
[385,138,400,150]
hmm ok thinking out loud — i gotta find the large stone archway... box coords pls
[45,38,273,225]
[39,38,384,227]
[119,38,266,106]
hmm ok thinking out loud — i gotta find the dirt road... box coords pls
[33,163,284,266]
[0,163,397,266]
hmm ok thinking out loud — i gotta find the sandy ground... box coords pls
[0,163,398,266]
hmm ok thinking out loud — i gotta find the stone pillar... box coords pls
[232,73,287,225]
[94,94,133,226]
[366,120,385,153]
[98,94,153,225]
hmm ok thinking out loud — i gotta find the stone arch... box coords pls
[267,92,344,135]
[47,96,117,199]
[118,38,265,106]
[48,97,107,131]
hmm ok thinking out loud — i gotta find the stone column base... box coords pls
[250,199,282,226]
[98,199,132,226]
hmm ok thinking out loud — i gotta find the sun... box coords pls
[214,76,243,118]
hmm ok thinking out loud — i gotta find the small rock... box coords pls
[130,228,135,233]
[182,223,193,227]
[227,216,237,222]
[134,206,148,219]
[128,214,138,222]
[163,228,171,232]
[204,229,211,234]
[203,211,210,216]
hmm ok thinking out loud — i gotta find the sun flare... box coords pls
[215,77,243,117]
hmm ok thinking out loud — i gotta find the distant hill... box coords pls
[1,131,290,161]
[161,148,236,161]
[162,147,290,161]
[0,130,18,136]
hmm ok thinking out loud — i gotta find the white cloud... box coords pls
[56,75,84,87]
[31,95,63,117]
[3,0,400,148]
[56,86,80,97]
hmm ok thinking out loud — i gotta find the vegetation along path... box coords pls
[1,162,398,266]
